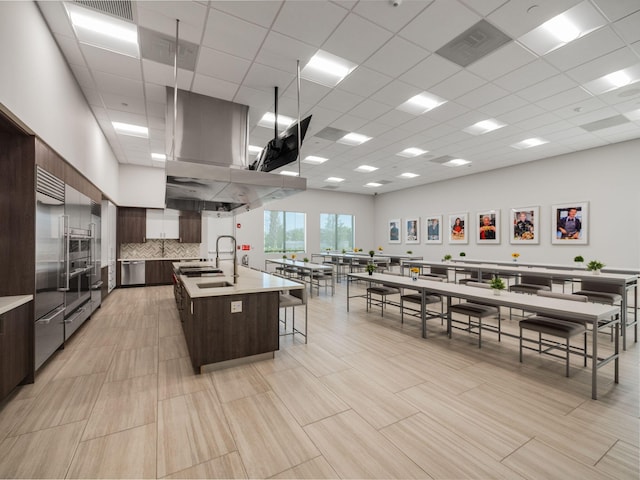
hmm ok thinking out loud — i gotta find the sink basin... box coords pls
[197,281,234,289]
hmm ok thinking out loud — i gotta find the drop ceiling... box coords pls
[37,0,640,195]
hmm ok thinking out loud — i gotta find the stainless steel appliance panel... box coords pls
[90,201,102,314]
[64,301,91,340]
[35,306,65,370]
[121,261,145,286]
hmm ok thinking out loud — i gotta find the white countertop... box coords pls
[0,295,33,315]
[175,263,304,298]
[118,257,202,262]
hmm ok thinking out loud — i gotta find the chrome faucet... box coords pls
[215,235,238,284]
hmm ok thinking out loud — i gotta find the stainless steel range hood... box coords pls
[165,88,306,215]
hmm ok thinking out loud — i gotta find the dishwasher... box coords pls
[121,260,146,286]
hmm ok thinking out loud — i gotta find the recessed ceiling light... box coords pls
[248,145,263,154]
[397,92,447,115]
[301,50,358,87]
[280,170,299,176]
[66,3,139,58]
[443,158,471,167]
[325,177,345,183]
[354,165,378,173]
[257,112,295,130]
[112,121,148,138]
[337,132,371,146]
[365,182,382,188]
[582,65,640,95]
[624,108,640,121]
[302,155,329,165]
[463,119,506,135]
[151,153,166,161]
[397,147,428,158]
[518,2,605,55]
[511,137,549,149]
[398,172,419,178]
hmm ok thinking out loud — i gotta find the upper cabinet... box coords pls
[179,211,202,243]
[146,208,179,240]
[117,207,146,244]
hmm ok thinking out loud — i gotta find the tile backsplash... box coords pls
[120,239,201,259]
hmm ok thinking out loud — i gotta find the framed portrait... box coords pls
[477,210,500,244]
[425,215,442,244]
[552,202,588,245]
[405,218,419,244]
[448,212,468,244]
[388,218,401,244]
[511,206,539,244]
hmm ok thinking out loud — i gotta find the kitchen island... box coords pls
[173,262,303,372]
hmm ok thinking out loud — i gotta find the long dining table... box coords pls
[347,272,621,400]
[402,259,638,350]
[264,258,334,297]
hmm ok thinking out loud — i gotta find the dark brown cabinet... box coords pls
[117,207,146,244]
[179,211,201,243]
[0,301,33,401]
[145,260,175,286]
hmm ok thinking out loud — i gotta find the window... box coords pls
[320,213,354,251]
[264,210,306,253]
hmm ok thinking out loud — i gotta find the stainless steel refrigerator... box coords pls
[34,168,65,370]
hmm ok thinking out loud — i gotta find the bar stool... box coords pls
[366,285,400,317]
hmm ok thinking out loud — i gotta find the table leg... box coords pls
[447,296,452,338]
[592,318,598,400]
[421,289,426,339]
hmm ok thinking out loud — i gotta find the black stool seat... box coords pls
[367,286,399,295]
[449,302,498,317]
[520,316,586,337]
[401,293,441,305]
[574,290,622,305]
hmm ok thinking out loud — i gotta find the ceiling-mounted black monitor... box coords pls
[252,115,312,173]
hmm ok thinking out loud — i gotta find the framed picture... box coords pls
[405,218,419,244]
[552,202,588,244]
[388,218,401,244]
[425,215,442,244]
[511,206,539,244]
[448,212,468,244]
[477,210,500,244]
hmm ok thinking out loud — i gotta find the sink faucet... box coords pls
[215,235,238,284]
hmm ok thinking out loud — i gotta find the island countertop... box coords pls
[0,295,33,315]
[173,262,304,298]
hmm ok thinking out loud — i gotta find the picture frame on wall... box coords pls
[425,215,442,244]
[448,213,468,244]
[552,202,588,244]
[511,206,539,244]
[388,218,401,244]
[405,218,419,244]
[477,210,500,244]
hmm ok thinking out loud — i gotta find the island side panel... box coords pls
[187,291,280,370]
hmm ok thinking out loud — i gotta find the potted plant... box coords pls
[443,254,452,262]
[511,252,520,262]
[574,255,584,267]
[341,248,346,254]
[406,250,413,254]
[291,254,296,260]
[282,254,287,259]
[586,260,605,274]
[378,246,384,252]
[490,277,506,295]
[303,257,309,263]
[410,267,420,280]
[366,263,376,276]
[369,250,375,257]
[459,252,466,257]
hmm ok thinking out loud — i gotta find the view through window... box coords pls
[320,213,354,251]
[264,210,306,253]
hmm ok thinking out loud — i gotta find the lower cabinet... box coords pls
[145,260,175,286]
[0,301,33,401]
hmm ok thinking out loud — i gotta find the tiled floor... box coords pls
[0,281,638,479]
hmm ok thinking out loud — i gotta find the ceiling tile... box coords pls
[353,0,431,33]
[236,63,294,92]
[196,46,251,83]
[564,46,639,84]
[400,54,461,90]
[336,66,393,97]
[399,0,481,52]
[494,59,560,92]
[322,13,393,64]
[370,79,422,108]
[430,70,486,100]
[455,83,510,109]
[499,104,547,124]
[254,31,317,75]
[544,27,625,71]
[317,89,365,114]
[135,1,208,44]
[330,114,368,132]
[141,60,194,89]
[535,87,594,111]
[593,0,640,22]
[209,0,283,28]
[478,94,529,116]
[547,96,608,120]
[363,36,429,77]
[271,1,348,47]
[283,79,332,106]
[102,92,146,115]
[80,44,142,80]
[613,10,640,43]
[202,9,268,60]
[191,73,239,101]
[467,42,536,80]
[348,99,392,120]
[93,71,144,98]
[488,0,583,39]
[458,0,510,17]
[515,74,577,103]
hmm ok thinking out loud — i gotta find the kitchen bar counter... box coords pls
[118,257,202,261]
[0,295,33,315]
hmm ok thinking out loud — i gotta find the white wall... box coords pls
[203,189,375,270]
[374,139,640,269]
[118,164,167,207]
[0,2,120,202]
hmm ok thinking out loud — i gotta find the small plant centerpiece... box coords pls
[410,267,420,280]
[586,260,605,274]
[406,250,413,254]
[490,276,506,295]
[443,254,452,262]
[341,248,346,254]
[369,250,375,258]
[378,246,384,252]
[303,257,309,263]
[366,263,377,276]
[574,255,584,267]
[511,252,520,262]
[459,252,466,257]
[282,254,287,259]
[325,247,331,252]
[291,254,296,261]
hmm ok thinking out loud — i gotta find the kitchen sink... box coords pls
[197,281,234,289]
